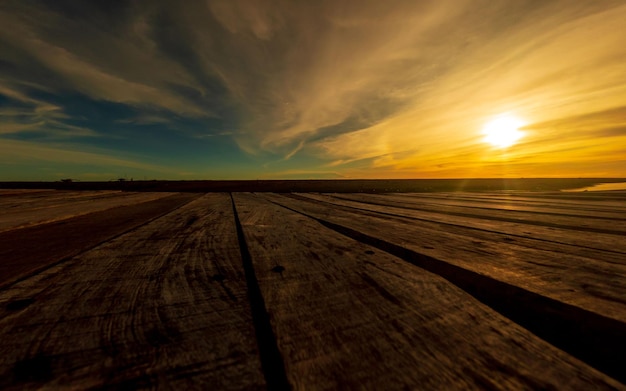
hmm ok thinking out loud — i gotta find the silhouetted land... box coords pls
[2,177,625,193]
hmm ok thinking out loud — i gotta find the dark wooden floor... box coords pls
[1,190,625,390]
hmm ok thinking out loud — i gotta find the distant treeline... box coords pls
[1,178,624,193]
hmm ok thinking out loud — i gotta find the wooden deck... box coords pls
[0,190,625,390]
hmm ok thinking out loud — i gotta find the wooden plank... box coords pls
[0,193,199,288]
[0,190,125,211]
[0,193,265,390]
[267,194,626,323]
[395,191,626,210]
[301,194,626,258]
[381,193,626,219]
[0,191,173,233]
[262,193,626,383]
[327,193,626,235]
[492,190,626,202]
[233,193,624,389]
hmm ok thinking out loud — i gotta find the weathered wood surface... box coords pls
[394,191,626,215]
[0,193,199,288]
[306,194,626,264]
[0,190,173,233]
[328,193,626,235]
[261,193,626,381]
[303,192,626,261]
[0,193,265,390]
[234,193,622,390]
[286,192,626,321]
[0,190,624,389]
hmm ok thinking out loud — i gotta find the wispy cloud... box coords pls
[0,3,212,116]
[258,169,348,180]
[309,1,626,177]
[0,139,173,173]
[1,0,625,178]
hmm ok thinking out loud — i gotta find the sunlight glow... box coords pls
[482,115,526,148]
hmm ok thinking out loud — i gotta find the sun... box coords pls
[482,114,526,148]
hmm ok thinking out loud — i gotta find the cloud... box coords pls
[0,2,211,117]
[0,83,99,138]
[525,106,626,136]
[0,139,170,172]
[209,0,284,40]
[1,0,625,178]
[197,0,626,170]
[227,1,477,152]
[258,169,348,179]
[310,2,626,175]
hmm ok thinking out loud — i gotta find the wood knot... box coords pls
[271,265,285,273]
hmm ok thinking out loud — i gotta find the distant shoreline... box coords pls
[1,178,625,193]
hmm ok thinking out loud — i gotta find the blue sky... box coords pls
[1,1,625,180]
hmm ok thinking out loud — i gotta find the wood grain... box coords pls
[0,190,173,233]
[302,193,626,259]
[261,193,626,382]
[328,193,626,235]
[0,193,265,390]
[1,190,624,389]
[0,193,199,288]
[393,191,626,216]
[234,193,623,390]
[283,192,626,320]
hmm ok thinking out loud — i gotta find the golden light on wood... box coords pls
[482,115,525,148]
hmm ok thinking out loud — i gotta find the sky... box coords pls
[1,0,625,181]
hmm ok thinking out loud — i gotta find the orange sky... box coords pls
[309,3,626,178]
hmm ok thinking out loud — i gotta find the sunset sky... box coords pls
[1,1,625,180]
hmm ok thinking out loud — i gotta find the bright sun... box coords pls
[482,114,526,148]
